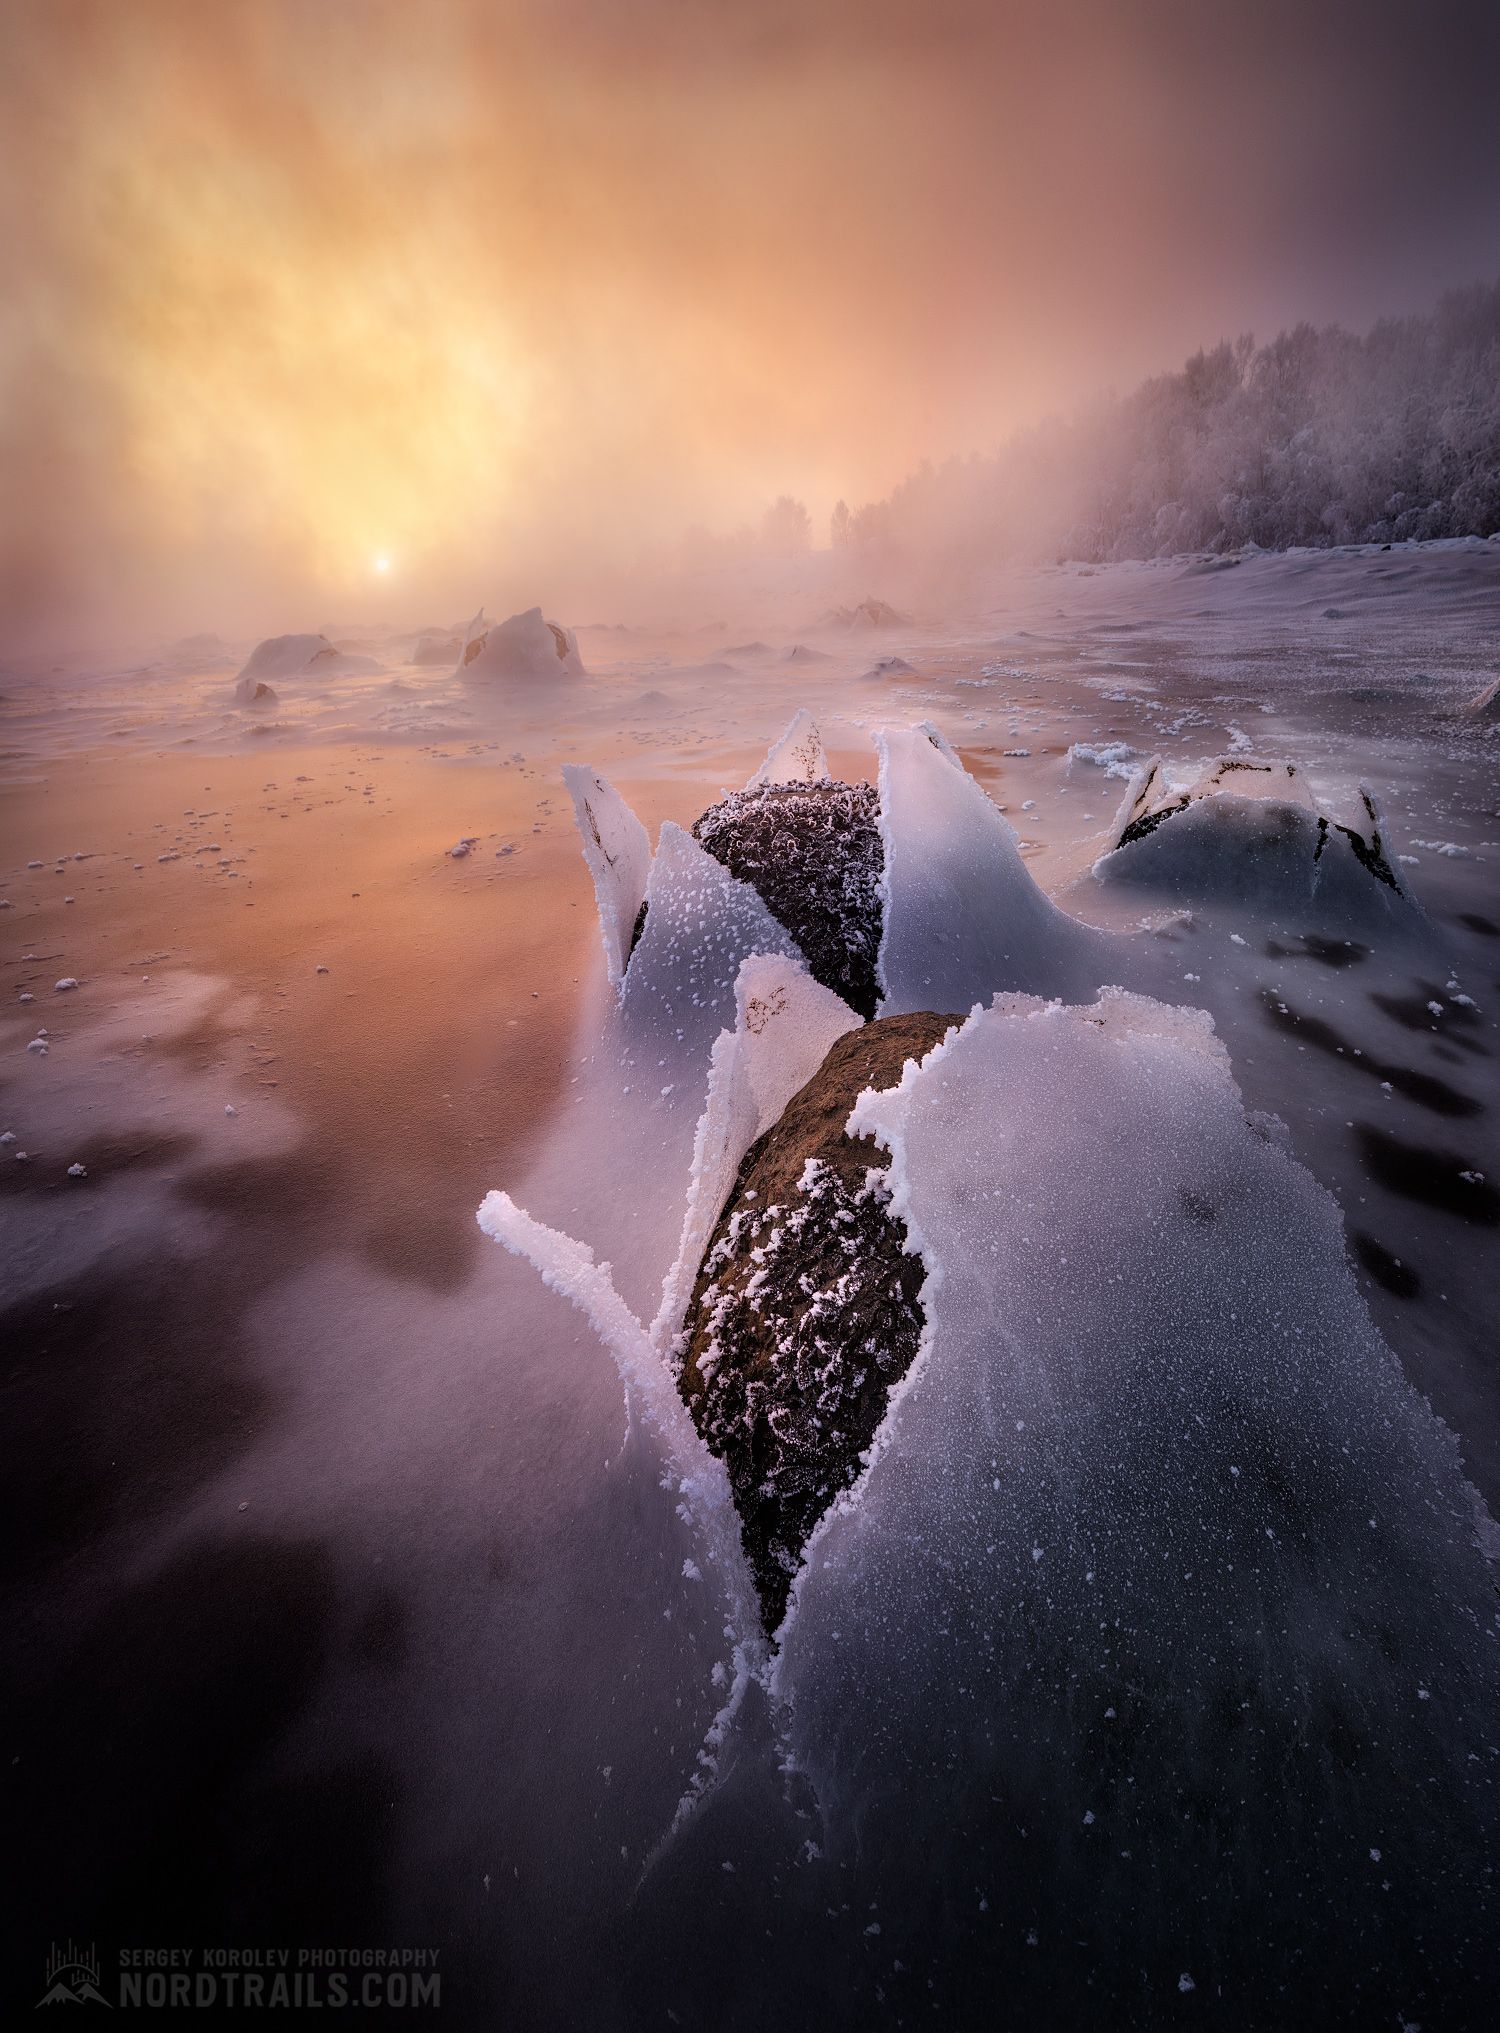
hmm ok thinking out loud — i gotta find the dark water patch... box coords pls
[0,1261,276,1587]
[184,1142,479,1294]
[183,1141,340,1236]
[2,1534,399,1985]
[1263,932,1370,969]
[348,1584,409,1669]
[1352,1123,1500,1224]
[1352,1232,1423,1298]
[1259,992,1481,1117]
[1456,911,1498,936]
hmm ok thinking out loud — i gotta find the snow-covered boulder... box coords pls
[459,606,584,679]
[693,778,884,1017]
[1093,755,1416,921]
[234,633,380,683]
[233,677,278,707]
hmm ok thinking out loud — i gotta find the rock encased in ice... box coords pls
[233,677,278,707]
[234,633,379,682]
[460,606,585,679]
[679,1010,957,1625]
[693,781,885,1018]
[1094,755,1415,919]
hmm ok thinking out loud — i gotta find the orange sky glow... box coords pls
[3,0,1498,643]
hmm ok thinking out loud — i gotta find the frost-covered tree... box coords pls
[829,498,852,548]
[839,283,1500,567]
[761,495,812,554]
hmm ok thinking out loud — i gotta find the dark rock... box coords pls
[678,1012,958,1627]
[692,780,884,1017]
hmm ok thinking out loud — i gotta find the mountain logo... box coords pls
[37,1941,111,2008]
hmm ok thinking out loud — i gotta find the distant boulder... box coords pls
[824,596,912,629]
[234,633,380,683]
[169,632,234,667]
[459,607,585,679]
[866,655,916,679]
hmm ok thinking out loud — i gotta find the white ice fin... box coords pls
[875,723,1115,1014]
[476,1189,768,1832]
[650,953,861,1355]
[621,822,802,1070]
[747,709,828,788]
[563,764,653,989]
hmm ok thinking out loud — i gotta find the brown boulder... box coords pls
[678,1010,959,1627]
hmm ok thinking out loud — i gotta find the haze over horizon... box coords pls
[4,0,1500,646]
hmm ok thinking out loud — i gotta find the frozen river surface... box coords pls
[2,540,1499,2027]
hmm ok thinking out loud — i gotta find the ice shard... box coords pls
[563,764,653,989]
[875,724,1116,1013]
[747,709,828,788]
[651,953,861,1354]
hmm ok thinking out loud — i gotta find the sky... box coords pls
[3,0,1499,644]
